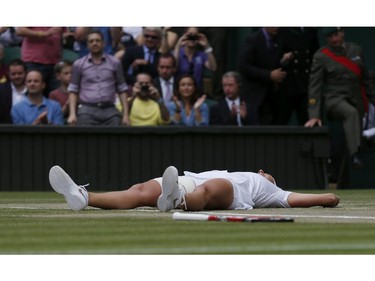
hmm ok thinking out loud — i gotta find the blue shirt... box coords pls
[167,101,209,126]
[11,96,64,125]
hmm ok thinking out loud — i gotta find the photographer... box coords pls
[173,27,217,95]
[128,72,170,126]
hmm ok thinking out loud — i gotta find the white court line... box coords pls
[2,204,375,221]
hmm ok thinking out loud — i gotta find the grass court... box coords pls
[1,189,375,254]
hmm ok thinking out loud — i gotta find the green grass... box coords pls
[1,190,375,254]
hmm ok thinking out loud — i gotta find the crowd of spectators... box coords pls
[0,27,312,126]
[1,27,374,137]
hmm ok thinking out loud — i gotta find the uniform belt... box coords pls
[80,102,115,109]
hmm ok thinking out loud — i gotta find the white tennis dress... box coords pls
[183,170,292,210]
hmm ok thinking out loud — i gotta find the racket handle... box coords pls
[172,212,210,221]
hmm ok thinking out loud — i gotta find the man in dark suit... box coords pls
[0,59,27,123]
[152,53,177,104]
[210,71,255,126]
[122,27,162,86]
[238,27,291,125]
[276,27,320,125]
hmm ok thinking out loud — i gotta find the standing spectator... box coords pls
[15,27,64,96]
[305,27,375,167]
[0,43,8,84]
[11,70,63,125]
[114,27,143,60]
[174,27,217,95]
[0,59,27,123]
[49,60,73,121]
[122,27,163,86]
[136,27,177,54]
[210,71,254,126]
[276,27,320,125]
[128,72,170,126]
[152,53,177,104]
[67,30,129,126]
[167,74,208,126]
[238,27,291,125]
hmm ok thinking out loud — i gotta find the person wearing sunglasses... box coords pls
[122,27,164,86]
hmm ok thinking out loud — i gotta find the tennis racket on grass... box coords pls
[172,212,294,223]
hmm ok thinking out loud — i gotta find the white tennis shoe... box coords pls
[157,166,187,212]
[49,165,89,211]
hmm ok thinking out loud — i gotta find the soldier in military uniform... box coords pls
[305,27,375,167]
[276,27,320,125]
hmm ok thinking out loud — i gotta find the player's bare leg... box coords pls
[182,179,234,211]
[88,180,161,209]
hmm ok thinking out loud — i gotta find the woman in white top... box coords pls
[49,165,339,212]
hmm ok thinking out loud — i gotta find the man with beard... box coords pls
[67,30,129,126]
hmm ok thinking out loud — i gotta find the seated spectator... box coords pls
[128,72,170,126]
[49,60,73,120]
[122,27,163,86]
[174,27,217,95]
[0,43,8,83]
[167,74,209,126]
[11,70,63,125]
[0,59,27,123]
[210,71,255,126]
[152,53,177,104]
[363,103,375,140]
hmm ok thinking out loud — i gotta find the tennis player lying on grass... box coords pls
[49,165,339,212]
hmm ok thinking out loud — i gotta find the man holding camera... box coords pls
[128,72,170,126]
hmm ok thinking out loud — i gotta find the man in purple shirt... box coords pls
[67,30,129,126]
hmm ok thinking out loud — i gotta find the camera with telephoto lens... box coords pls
[186,34,199,41]
[140,84,150,92]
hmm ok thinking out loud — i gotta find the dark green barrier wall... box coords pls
[0,126,329,191]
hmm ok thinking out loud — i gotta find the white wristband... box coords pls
[204,46,213,53]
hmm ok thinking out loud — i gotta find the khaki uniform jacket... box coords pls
[308,42,375,119]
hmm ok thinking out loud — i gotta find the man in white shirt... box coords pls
[153,53,177,104]
[210,71,255,125]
